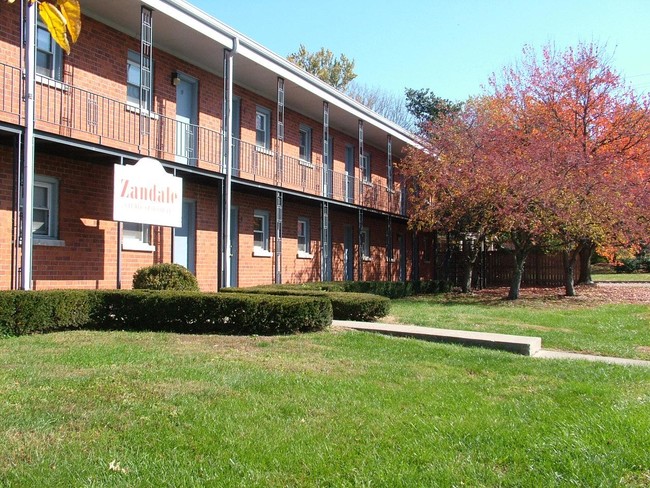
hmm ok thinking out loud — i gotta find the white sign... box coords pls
[113,157,183,228]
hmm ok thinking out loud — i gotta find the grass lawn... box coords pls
[593,273,650,282]
[388,287,650,361]
[1,330,649,487]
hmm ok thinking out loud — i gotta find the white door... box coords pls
[176,75,198,165]
[345,145,355,203]
[173,200,196,273]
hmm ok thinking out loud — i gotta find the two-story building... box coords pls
[0,0,433,291]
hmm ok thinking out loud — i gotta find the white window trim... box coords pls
[361,151,372,185]
[253,209,272,257]
[299,124,312,163]
[32,175,62,243]
[297,217,312,258]
[124,104,160,119]
[255,106,272,150]
[126,49,154,112]
[36,20,63,82]
[35,75,68,91]
[122,223,155,252]
[361,226,371,261]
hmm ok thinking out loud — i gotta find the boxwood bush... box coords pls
[0,290,331,337]
[222,288,390,322]
[133,263,200,291]
[243,280,451,299]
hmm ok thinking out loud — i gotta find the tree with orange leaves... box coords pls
[402,42,650,299]
[497,43,650,295]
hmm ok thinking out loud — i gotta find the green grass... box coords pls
[1,330,649,487]
[389,294,650,360]
[593,273,650,282]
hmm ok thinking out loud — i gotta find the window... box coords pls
[423,236,432,262]
[253,210,271,256]
[297,218,311,257]
[255,107,271,149]
[33,175,59,239]
[122,222,153,251]
[361,152,371,183]
[299,125,312,163]
[126,50,152,110]
[360,227,370,260]
[36,21,63,81]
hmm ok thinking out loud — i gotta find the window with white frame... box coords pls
[360,227,370,260]
[299,125,312,163]
[361,152,371,183]
[32,175,59,239]
[122,222,153,251]
[36,21,63,81]
[253,209,271,255]
[255,107,271,149]
[297,218,311,256]
[126,50,152,110]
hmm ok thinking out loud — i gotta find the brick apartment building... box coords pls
[0,0,433,291]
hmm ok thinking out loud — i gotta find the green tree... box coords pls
[405,88,461,131]
[287,44,356,90]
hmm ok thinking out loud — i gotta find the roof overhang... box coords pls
[82,0,415,156]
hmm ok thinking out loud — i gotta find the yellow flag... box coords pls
[58,0,81,43]
[38,1,70,54]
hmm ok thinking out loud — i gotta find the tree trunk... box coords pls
[460,237,481,293]
[508,250,528,300]
[563,245,582,297]
[461,260,472,293]
[577,241,596,285]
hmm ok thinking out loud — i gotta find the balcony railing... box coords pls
[0,62,22,124]
[0,62,404,215]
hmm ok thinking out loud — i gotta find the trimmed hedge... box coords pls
[236,279,451,299]
[222,288,390,322]
[0,290,331,337]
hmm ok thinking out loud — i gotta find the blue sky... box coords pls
[191,0,650,101]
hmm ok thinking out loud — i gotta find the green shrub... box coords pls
[223,287,390,322]
[0,290,331,337]
[94,291,331,335]
[242,280,451,298]
[132,263,199,291]
[0,290,97,336]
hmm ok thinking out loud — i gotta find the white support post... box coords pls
[223,37,238,288]
[20,1,37,290]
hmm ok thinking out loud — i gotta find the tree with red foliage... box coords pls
[494,43,650,295]
[402,43,650,299]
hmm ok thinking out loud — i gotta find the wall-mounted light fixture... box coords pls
[171,72,181,86]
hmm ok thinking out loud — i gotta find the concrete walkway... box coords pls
[332,320,650,367]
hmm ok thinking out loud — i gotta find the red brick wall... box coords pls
[24,153,220,291]
[232,191,275,287]
[0,145,16,290]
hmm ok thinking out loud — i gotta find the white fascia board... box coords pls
[237,43,415,145]
[141,0,234,48]
[145,0,415,146]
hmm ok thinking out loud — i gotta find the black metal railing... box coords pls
[1,61,405,215]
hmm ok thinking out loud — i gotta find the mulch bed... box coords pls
[470,283,650,305]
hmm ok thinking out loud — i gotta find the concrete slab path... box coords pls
[332,320,650,367]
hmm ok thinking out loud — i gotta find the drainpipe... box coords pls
[20,2,37,290]
[223,36,239,288]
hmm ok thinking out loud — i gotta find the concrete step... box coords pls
[333,320,542,356]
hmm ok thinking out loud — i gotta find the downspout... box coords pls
[21,1,37,290]
[116,157,124,289]
[223,36,239,288]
